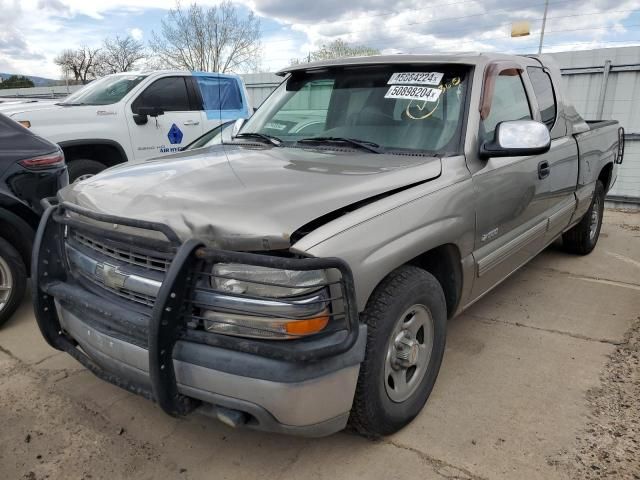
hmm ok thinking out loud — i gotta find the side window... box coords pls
[527,67,557,129]
[132,77,192,113]
[195,77,244,111]
[481,73,531,142]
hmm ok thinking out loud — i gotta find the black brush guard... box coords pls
[32,199,360,417]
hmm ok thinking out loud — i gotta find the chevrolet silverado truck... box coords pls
[32,53,624,437]
[0,71,251,181]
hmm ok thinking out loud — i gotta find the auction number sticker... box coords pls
[388,72,444,85]
[384,85,442,102]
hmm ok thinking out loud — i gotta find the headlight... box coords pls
[203,263,332,339]
[211,263,327,298]
[203,310,329,339]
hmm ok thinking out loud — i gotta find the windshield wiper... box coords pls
[234,132,283,146]
[297,137,383,154]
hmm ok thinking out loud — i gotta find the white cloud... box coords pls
[130,27,144,40]
[0,0,639,77]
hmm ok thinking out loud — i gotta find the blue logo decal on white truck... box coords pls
[168,124,184,144]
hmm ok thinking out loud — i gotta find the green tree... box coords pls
[291,39,380,65]
[0,75,35,89]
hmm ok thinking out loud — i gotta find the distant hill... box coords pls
[0,73,56,87]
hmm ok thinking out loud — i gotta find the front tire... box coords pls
[349,266,447,437]
[67,159,106,183]
[0,237,27,327]
[562,180,605,255]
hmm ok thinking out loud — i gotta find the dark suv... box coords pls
[0,113,68,325]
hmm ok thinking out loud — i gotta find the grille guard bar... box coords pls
[33,199,360,417]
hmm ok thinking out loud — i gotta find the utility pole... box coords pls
[538,0,549,54]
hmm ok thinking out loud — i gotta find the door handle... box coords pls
[538,161,550,179]
[183,120,200,126]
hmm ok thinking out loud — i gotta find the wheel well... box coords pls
[61,143,126,168]
[598,163,613,193]
[0,215,35,272]
[408,244,463,319]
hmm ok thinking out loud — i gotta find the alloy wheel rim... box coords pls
[384,304,434,403]
[589,196,601,240]
[0,256,13,312]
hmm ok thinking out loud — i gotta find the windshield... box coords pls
[61,74,147,106]
[241,65,469,154]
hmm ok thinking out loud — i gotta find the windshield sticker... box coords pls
[388,72,444,86]
[385,85,442,102]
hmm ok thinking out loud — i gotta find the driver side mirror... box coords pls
[133,106,165,126]
[480,120,551,158]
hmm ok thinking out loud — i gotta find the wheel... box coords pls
[349,266,447,437]
[562,180,605,255]
[67,159,106,183]
[0,237,27,327]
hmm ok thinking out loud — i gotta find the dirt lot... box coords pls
[0,209,638,480]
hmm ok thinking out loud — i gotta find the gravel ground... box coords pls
[570,317,640,479]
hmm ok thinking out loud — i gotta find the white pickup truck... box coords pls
[0,71,251,180]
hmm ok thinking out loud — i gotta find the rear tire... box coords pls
[349,266,447,437]
[67,158,106,182]
[0,237,27,327]
[562,180,605,255]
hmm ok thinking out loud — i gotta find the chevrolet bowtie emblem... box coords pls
[96,263,127,289]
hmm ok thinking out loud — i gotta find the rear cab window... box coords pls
[527,67,557,130]
[193,76,249,121]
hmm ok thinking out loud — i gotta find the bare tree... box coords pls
[95,35,147,76]
[291,39,380,65]
[54,47,101,84]
[149,1,261,73]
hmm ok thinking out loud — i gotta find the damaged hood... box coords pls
[60,144,441,250]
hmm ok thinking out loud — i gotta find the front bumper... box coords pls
[57,302,365,436]
[33,201,364,436]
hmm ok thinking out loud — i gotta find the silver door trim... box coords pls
[477,220,547,277]
[548,198,576,232]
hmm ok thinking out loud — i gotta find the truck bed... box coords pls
[573,120,621,189]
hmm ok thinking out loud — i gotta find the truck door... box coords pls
[191,74,251,134]
[125,76,204,161]
[526,66,579,243]
[471,67,550,298]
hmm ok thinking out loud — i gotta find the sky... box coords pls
[1,0,639,79]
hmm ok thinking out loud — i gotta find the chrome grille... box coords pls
[84,269,156,307]
[66,229,170,308]
[71,230,171,272]
[92,266,156,307]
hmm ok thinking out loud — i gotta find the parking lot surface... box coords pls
[0,209,638,480]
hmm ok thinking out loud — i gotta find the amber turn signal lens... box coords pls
[18,120,31,128]
[284,314,329,336]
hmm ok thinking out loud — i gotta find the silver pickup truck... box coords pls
[33,53,624,437]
